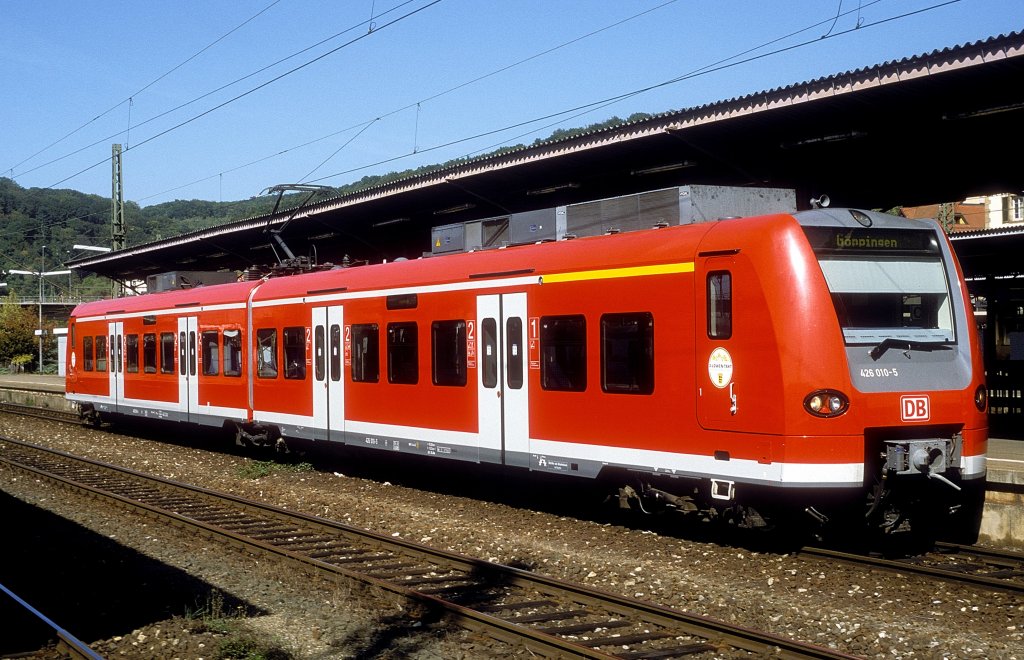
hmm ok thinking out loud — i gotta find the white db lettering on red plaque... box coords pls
[901,395,930,422]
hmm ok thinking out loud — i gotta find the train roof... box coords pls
[70,279,261,318]
[251,217,726,303]
[76,210,938,315]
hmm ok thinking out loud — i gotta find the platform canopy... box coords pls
[951,225,1024,280]
[67,32,1024,285]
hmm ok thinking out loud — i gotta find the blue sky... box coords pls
[2,0,1021,206]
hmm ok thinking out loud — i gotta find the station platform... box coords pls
[0,374,65,394]
[0,373,1020,544]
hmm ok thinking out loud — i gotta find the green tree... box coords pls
[0,293,38,368]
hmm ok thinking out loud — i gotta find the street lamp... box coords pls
[9,245,72,372]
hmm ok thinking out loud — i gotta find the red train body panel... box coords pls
[65,208,988,542]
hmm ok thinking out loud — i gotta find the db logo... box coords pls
[901,395,930,422]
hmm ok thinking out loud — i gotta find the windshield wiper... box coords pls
[869,337,953,361]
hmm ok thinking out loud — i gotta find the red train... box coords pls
[65,207,987,544]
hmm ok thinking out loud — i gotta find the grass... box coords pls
[236,459,314,480]
[186,591,294,660]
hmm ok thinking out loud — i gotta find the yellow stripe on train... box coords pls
[541,261,695,284]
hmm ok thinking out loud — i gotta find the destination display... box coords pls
[803,226,940,255]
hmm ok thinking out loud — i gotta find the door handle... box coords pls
[729,382,737,415]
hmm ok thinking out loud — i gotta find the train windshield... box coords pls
[803,227,954,346]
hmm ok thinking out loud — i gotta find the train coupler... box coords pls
[883,439,961,491]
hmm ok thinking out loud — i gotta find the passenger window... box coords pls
[540,315,586,392]
[160,333,175,374]
[83,336,94,372]
[431,320,467,386]
[179,331,187,376]
[202,331,220,376]
[387,322,418,384]
[96,336,107,372]
[351,324,379,383]
[601,312,654,394]
[329,325,342,382]
[125,334,139,373]
[143,333,157,374]
[506,317,524,390]
[224,329,242,377]
[257,328,278,378]
[481,319,498,389]
[314,326,326,381]
[283,327,306,380]
[708,271,732,339]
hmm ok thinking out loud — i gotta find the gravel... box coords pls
[1,413,1022,659]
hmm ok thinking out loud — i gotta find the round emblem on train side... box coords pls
[707,347,733,389]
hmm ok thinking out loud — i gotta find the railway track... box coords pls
[798,543,1024,595]
[0,436,856,660]
[0,400,83,425]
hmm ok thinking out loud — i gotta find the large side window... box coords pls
[95,336,107,372]
[202,330,220,376]
[708,271,732,339]
[351,324,379,383]
[143,333,157,374]
[160,333,175,374]
[601,312,654,394]
[387,322,418,384]
[431,320,467,387]
[540,315,587,392]
[125,334,139,373]
[283,326,306,380]
[83,336,94,372]
[257,328,278,378]
[224,329,242,377]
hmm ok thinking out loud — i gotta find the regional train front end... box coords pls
[797,208,987,545]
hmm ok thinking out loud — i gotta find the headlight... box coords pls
[804,389,849,418]
[974,384,988,412]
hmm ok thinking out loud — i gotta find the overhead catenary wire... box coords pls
[142,0,907,204]
[11,0,431,185]
[23,0,676,205]
[308,0,949,186]
[4,0,284,175]
[41,0,442,191]
[10,0,959,218]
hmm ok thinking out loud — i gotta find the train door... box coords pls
[177,317,198,420]
[477,293,529,466]
[695,255,772,458]
[108,321,124,411]
[696,257,738,430]
[313,305,345,441]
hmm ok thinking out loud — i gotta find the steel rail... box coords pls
[0,401,83,425]
[0,436,859,660]
[0,582,104,660]
[798,544,1024,595]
